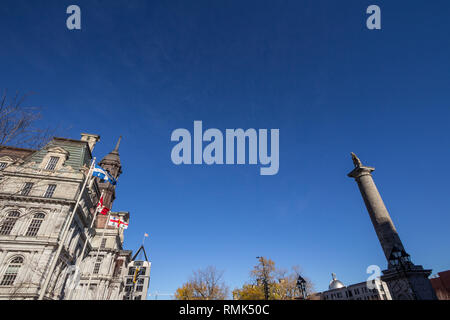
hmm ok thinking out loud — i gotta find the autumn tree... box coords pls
[233,257,314,300]
[175,266,229,300]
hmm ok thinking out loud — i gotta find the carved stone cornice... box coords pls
[0,193,76,206]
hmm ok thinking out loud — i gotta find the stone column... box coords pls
[347,153,437,300]
[347,154,405,263]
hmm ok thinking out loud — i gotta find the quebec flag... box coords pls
[92,165,117,185]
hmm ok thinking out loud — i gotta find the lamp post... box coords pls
[296,275,307,300]
[256,257,269,300]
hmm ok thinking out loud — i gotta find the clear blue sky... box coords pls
[1,0,449,298]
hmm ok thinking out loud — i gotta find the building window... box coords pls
[100,238,107,249]
[45,157,60,171]
[125,285,133,292]
[136,285,143,292]
[0,211,20,235]
[25,213,45,237]
[93,257,103,274]
[21,182,34,196]
[43,184,56,198]
[0,162,7,170]
[128,267,136,276]
[0,257,23,286]
[114,266,123,277]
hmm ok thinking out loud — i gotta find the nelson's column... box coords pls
[347,153,437,300]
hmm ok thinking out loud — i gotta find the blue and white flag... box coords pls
[92,165,117,185]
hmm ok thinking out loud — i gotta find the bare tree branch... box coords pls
[0,90,54,150]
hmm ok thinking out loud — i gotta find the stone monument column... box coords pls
[347,153,437,300]
[347,153,405,263]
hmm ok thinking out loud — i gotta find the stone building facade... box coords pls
[0,134,131,300]
[320,273,392,300]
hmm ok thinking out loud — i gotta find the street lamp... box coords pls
[388,247,412,268]
[296,275,307,300]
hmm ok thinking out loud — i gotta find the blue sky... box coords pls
[1,0,449,298]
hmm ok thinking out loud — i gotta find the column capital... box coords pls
[347,165,375,179]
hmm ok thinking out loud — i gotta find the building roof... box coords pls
[27,137,92,170]
[329,273,345,290]
[0,146,36,161]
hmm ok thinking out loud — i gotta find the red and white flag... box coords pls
[108,216,128,229]
[97,196,104,209]
[97,196,110,216]
[100,206,110,216]
[119,220,129,229]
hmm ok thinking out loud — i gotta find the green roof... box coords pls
[28,137,92,170]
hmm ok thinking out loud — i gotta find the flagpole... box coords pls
[38,157,96,300]
[82,173,120,300]
[82,209,112,300]
[67,190,105,300]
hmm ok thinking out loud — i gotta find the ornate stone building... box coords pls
[0,134,131,300]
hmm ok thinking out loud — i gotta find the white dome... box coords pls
[328,273,345,290]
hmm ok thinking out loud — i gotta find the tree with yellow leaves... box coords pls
[233,257,314,300]
[174,266,229,300]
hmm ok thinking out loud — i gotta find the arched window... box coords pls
[0,256,24,286]
[25,213,45,237]
[0,211,20,236]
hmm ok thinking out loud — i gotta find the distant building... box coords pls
[430,270,450,300]
[122,245,151,300]
[320,273,392,300]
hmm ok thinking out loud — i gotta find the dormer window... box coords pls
[45,156,60,171]
[0,162,7,170]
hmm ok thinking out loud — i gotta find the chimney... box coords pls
[81,133,101,152]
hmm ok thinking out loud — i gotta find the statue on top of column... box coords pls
[351,152,363,168]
